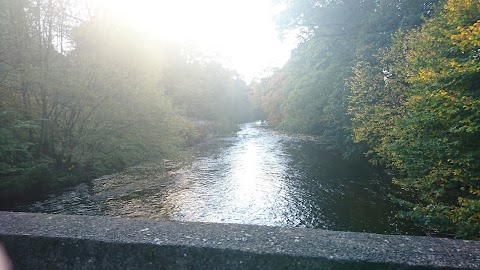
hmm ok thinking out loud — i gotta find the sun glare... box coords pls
[98,0,295,81]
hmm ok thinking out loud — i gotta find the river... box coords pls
[19,122,421,235]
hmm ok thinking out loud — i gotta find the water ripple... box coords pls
[22,122,422,235]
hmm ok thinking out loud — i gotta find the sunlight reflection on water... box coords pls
[161,123,324,227]
[24,122,422,235]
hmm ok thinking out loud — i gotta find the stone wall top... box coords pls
[0,211,479,269]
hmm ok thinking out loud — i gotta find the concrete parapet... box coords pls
[0,211,479,269]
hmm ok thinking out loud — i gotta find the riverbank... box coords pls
[0,121,238,212]
[16,162,184,219]
[14,123,424,236]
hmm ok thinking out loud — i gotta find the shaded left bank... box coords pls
[0,0,253,207]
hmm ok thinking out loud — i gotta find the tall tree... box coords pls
[0,0,253,203]
[254,0,438,157]
[350,0,480,238]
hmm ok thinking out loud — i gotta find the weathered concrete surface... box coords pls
[0,211,479,269]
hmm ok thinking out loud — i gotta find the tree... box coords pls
[350,0,480,238]
[254,0,437,157]
[0,0,77,198]
[164,50,253,138]
[1,0,253,204]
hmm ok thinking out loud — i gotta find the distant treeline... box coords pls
[251,0,479,238]
[0,0,252,204]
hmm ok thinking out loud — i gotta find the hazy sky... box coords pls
[100,0,296,81]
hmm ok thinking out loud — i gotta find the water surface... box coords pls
[22,122,419,234]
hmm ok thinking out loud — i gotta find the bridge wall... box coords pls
[0,211,479,269]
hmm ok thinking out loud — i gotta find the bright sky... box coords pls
[99,0,296,82]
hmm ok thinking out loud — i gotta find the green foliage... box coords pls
[252,2,363,157]
[257,0,480,238]
[0,0,254,204]
[350,0,480,238]
[253,0,438,158]
[164,57,252,136]
[0,109,54,198]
